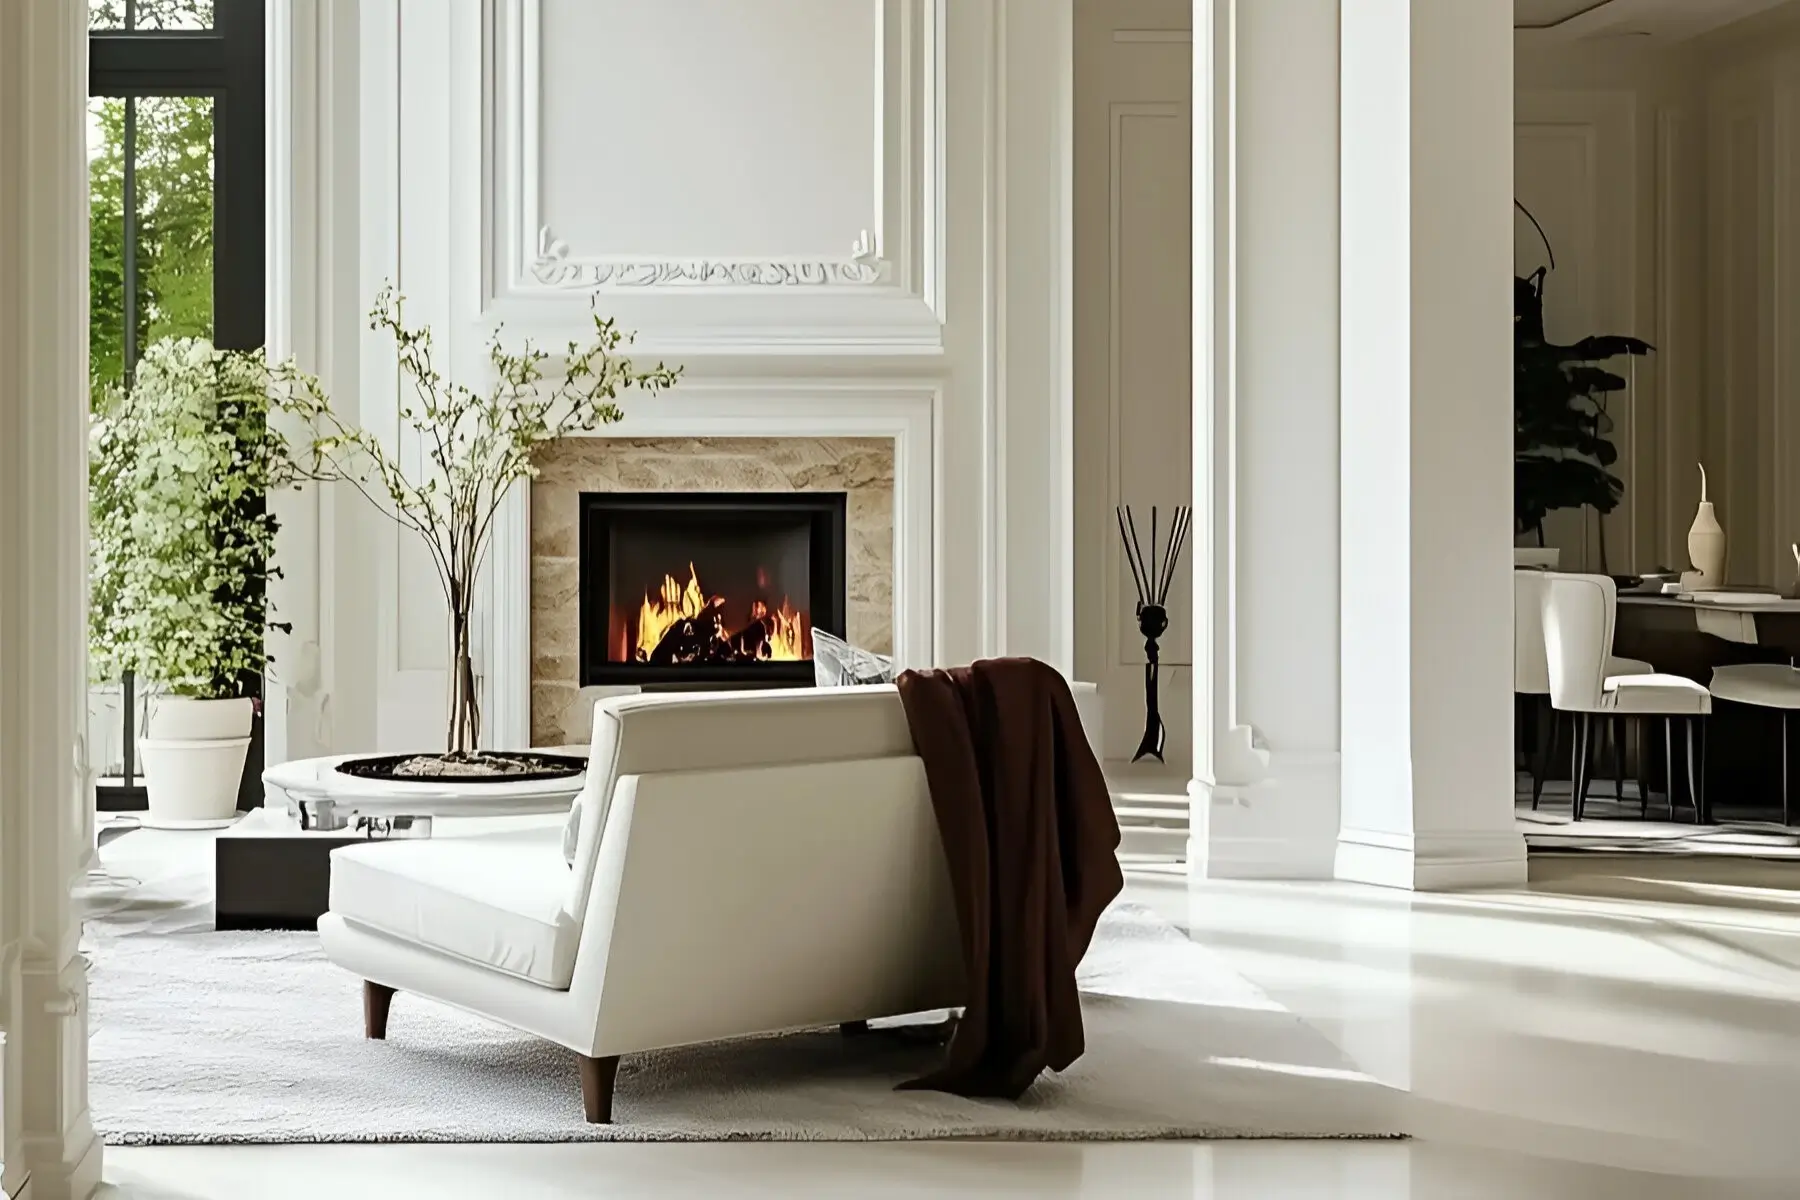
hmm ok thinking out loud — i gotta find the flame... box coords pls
[631,563,809,663]
[763,597,807,661]
[635,563,711,661]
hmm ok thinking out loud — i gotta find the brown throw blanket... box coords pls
[895,657,1124,1099]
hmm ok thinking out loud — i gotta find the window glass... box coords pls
[89,0,214,31]
[87,93,215,392]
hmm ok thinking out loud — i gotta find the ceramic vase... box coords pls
[1686,463,1726,591]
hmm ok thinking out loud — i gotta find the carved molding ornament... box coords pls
[528,226,889,288]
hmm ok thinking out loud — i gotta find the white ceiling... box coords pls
[1516,0,1798,41]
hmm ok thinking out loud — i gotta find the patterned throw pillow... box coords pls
[812,629,896,687]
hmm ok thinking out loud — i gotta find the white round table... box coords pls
[262,753,587,838]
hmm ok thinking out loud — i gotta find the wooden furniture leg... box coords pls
[364,980,396,1040]
[579,1054,621,1124]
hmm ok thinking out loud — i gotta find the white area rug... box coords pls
[81,826,1402,1145]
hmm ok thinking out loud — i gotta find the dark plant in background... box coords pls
[1514,201,1653,568]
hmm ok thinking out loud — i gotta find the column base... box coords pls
[1187,752,1341,880]
[1334,827,1527,891]
[16,957,102,1200]
[15,1128,101,1200]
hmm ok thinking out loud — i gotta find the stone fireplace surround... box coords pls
[528,436,894,746]
[484,383,937,752]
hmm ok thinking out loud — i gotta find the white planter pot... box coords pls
[139,696,254,829]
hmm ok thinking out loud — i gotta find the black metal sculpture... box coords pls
[1116,505,1191,763]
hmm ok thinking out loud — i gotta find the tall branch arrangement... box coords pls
[276,286,680,755]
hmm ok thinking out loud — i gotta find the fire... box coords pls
[749,597,808,661]
[635,564,712,660]
[632,563,809,663]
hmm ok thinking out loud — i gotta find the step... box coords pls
[1119,825,1187,859]
[1113,803,1188,826]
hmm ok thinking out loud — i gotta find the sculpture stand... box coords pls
[1117,506,1190,765]
[1134,604,1168,763]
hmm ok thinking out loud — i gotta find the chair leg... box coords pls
[1532,708,1561,810]
[363,981,396,1040]
[1684,718,1702,825]
[1634,718,1652,815]
[1784,711,1793,828]
[579,1054,622,1124]
[1620,719,1634,802]
[1696,716,1708,824]
[1573,714,1594,821]
[1664,718,1677,821]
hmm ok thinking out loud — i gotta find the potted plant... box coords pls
[275,286,678,779]
[89,338,307,826]
[1514,202,1653,571]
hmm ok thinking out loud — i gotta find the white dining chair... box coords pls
[1707,662,1800,827]
[1515,569,1653,809]
[1542,574,1712,822]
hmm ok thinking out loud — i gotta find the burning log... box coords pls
[629,562,811,665]
[646,614,729,664]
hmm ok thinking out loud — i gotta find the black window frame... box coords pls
[90,1,267,810]
[89,1,266,357]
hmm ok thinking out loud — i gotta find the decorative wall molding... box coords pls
[526,226,890,289]
[490,0,943,347]
[1113,28,1191,43]
[1106,101,1187,671]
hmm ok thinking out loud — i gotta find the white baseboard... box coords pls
[1334,827,1528,891]
[1187,752,1342,880]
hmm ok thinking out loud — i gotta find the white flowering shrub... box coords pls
[275,286,679,754]
[89,337,310,699]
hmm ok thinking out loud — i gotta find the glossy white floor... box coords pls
[99,861,1800,1199]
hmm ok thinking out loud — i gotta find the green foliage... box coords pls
[276,288,681,751]
[89,0,214,30]
[87,93,215,394]
[1513,268,1652,541]
[89,339,312,699]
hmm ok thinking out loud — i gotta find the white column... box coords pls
[1335,0,1526,889]
[266,0,365,767]
[0,0,105,1195]
[1189,0,1343,879]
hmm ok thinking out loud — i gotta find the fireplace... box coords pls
[579,492,848,687]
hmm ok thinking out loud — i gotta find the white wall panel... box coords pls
[538,0,878,261]
[1074,0,1191,771]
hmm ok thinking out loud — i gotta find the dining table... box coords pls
[1612,591,1800,815]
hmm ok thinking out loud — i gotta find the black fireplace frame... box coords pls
[578,491,848,688]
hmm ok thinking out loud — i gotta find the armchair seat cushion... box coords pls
[329,827,579,989]
[1601,672,1712,716]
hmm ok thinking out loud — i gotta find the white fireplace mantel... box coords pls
[482,379,939,750]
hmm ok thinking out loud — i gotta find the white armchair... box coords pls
[317,687,966,1122]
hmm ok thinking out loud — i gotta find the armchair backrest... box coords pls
[562,686,917,921]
